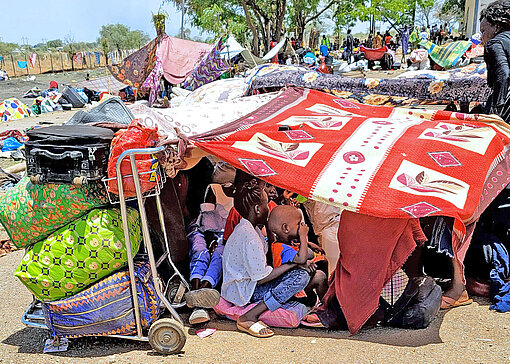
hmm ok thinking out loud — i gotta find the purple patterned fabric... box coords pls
[182,38,230,91]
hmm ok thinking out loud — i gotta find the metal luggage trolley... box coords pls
[22,146,190,355]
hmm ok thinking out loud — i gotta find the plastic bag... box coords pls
[2,137,23,151]
[107,119,159,197]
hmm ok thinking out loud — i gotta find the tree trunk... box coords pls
[274,0,287,42]
[240,0,259,55]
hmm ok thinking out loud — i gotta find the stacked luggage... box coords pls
[2,124,178,349]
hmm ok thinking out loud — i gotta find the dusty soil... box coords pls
[1,249,510,363]
[0,68,109,101]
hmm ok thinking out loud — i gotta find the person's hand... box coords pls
[298,221,309,241]
[299,260,317,275]
[308,242,325,254]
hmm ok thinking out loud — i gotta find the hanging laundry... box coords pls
[29,53,36,68]
[94,51,101,65]
[17,61,27,69]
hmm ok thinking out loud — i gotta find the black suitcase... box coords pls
[25,125,114,186]
[62,86,86,108]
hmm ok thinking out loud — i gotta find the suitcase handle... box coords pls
[30,148,83,160]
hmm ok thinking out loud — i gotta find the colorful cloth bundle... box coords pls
[15,208,142,301]
[0,98,31,122]
[42,261,161,338]
[0,177,107,248]
[419,40,473,69]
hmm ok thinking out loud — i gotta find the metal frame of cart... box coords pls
[22,146,190,354]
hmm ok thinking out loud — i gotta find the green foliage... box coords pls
[440,0,465,22]
[0,42,20,55]
[46,39,63,48]
[98,24,150,54]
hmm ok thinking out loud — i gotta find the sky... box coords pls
[0,0,375,46]
[0,0,196,45]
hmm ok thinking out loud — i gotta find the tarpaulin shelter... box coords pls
[239,50,268,69]
[109,36,212,87]
[221,36,245,59]
[187,87,510,333]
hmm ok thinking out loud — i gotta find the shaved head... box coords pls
[268,205,302,240]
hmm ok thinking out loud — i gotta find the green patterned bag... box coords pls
[15,207,142,301]
[0,177,107,248]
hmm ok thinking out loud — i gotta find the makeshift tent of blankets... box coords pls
[4,34,510,350]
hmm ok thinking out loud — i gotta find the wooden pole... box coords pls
[60,52,64,72]
[37,54,42,74]
[49,52,54,73]
[24,53,29,75]
[10,54,16,77]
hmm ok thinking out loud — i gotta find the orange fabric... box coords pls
[223,200,277,242]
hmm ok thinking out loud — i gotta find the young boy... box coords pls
[268,205,328,306]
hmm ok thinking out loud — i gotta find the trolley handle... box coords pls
[115,146,166,170]
[30,148,83,160]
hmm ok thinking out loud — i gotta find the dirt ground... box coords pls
[0,68,109,102]
[1,70,509,363]
[1,249,510,363]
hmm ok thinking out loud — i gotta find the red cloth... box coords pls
[322,210,426,334]
[223,200,277,242]
[359,45,388,60]
[49,81,58,89]
[159,35,213,84]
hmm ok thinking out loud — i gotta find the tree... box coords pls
[416,0,437,28]
[287,0,338,46]
[163,0,289,56]
[98,24,150,55]
[47,39,63,49]
[439,0,464,24]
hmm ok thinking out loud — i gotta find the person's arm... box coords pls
[258,263,297,284]
[486,40,510,112]
[291,222,309,265]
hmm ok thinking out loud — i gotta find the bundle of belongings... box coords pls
[0,98,31,122]
[2,123,167,338]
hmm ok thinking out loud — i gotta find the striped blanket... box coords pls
[419,40,472,69]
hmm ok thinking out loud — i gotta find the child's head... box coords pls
[268,205,302,242]
[233,178,269,225]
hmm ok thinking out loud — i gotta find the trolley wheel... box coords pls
[148,318,186,355]
[30,175,41,185]
[72,176,86,186]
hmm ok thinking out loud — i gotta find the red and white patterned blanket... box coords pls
[191,87,510,332]
[192,87,510,226]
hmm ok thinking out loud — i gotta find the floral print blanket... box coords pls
[245,64,491,105]
[192,87,510,333]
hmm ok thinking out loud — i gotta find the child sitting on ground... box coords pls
[268,205,328,307]
[221,179,312,338]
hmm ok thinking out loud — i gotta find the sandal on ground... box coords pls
[184,288,220,308]
[189,308,210,325]
[441,290,473,310]
[236,320,274,338]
